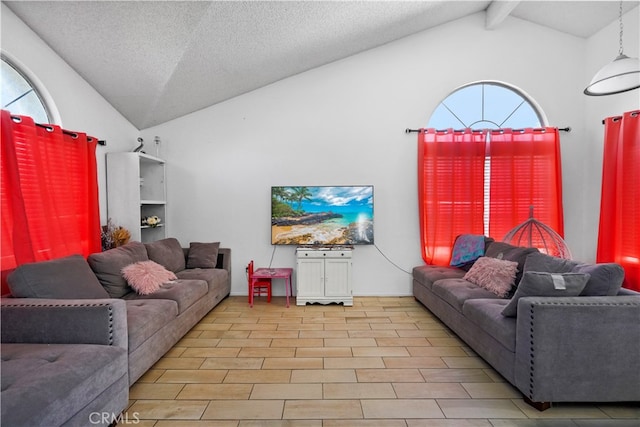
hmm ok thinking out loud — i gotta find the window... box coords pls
[1,60,99,295]
[1,55,51,123]
[429,81,550,237]
[1,110,102,295]
[417,81,563,265]
[428,81,545,130]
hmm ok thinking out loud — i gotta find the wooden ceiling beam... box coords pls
[485,1,521,30]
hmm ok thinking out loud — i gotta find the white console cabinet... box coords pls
[296,248,353,306]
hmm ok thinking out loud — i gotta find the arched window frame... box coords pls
[428,80,548,131]
[1,52,60,124]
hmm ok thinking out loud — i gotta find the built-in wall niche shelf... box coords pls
[107,152,167,243]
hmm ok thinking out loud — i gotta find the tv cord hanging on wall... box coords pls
[374,243,412,275]
[266,243,411,275]
[268,245,277,270]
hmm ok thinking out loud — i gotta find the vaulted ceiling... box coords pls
[4,1,639,129]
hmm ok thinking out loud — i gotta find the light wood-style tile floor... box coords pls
[126,296,639,426]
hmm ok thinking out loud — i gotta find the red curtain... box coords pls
[417,127,564,266]
[597,110,640,291]
[1,110,101,294]
[488,128,564,240]
[418,129,487,265]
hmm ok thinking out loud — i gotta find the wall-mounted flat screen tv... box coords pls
[271,186,374,245]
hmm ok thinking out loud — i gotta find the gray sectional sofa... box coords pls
[413,240,640,410]
[1,238,231,426]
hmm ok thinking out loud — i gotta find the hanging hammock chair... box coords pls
[502,206,572,259]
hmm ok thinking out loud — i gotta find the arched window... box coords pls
[428,81,545,130]
[417,81,564,265]
[1,55,51,123]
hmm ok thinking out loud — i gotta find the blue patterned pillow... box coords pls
[450,234,487,268]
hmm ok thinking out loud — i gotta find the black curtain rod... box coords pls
[8,114,106,146]
[405,127,571,134]
[33,123,107,146]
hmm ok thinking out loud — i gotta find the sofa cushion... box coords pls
[522,252,624,296]
[88,241,149,297]
[124,279,207,314]
[412,265,466,291]
[122,260,177,295]
[144,238,186,273]
[124,299,178,352]
[463,256,518,298]
[176,268,229,292]
[187,242,220,269]
[7,255,109,299]
[485,241,539,286]
[432,278,501,313]
[462,299,515,351]
[501,271,591,317]
[0,342,127,427]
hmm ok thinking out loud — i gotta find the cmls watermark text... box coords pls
[89,412,140,425]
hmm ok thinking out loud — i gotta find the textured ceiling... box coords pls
[4,1,639,129]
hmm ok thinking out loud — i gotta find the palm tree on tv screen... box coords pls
[290,187,312,213]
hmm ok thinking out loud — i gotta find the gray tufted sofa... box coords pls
[1,238,231,426]
[1,299,128,427]
[413,240,640,410]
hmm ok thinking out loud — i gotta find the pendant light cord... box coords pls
[618,0,624,56]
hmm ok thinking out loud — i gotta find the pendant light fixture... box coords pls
[584,1,640,96]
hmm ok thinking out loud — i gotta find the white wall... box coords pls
[141,12,611,297]
[1,4,140,222]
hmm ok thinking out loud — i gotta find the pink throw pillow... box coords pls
[122,260,177,295]
[463,256,518,298]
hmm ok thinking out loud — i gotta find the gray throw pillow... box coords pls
[522,251,577,272]
[88,241,149,297]
[523,252,624,296]
[144,238,186,273]
[572,263,624,296]
[501,271,590,317]
[8,255,110,299]
[186,242,220,269]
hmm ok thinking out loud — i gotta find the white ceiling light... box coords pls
[585,1,640,96]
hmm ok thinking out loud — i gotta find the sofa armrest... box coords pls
[217,248,231,271]
[218,247,231,279]
[1,298,127,350]
[514,295,640,404]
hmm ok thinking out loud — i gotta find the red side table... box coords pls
[250,268,293,308]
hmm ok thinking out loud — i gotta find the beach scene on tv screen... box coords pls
[271,186,374,245]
